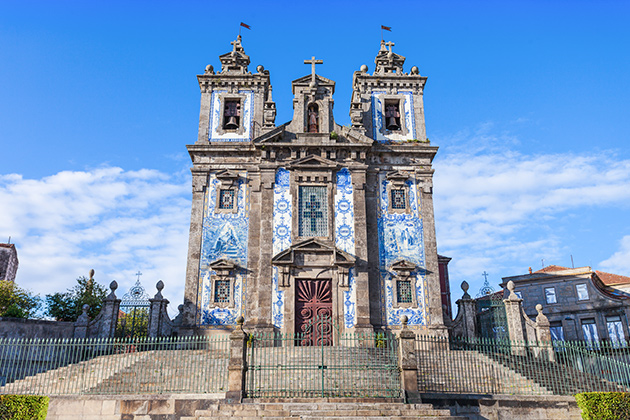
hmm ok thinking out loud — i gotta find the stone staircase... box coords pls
[247,346,400,398]
[0,349,229,395]
[181,401,467,420]
[417,348,553,395]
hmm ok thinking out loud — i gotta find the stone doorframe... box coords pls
[272,238,355,341]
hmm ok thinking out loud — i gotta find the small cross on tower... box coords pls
[482,271,489,282]
[135,271,143,282]
[304,56,323,87]
[385,41,395,53]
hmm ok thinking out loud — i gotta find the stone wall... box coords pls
[0,317,74,339]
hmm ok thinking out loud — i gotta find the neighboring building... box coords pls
[182,36,447,339]
[501,266,630,344]
[0,243,18,283]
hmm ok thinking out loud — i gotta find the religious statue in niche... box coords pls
[308,104,319,133]
[385,103,401,131]
[223,100,241,130]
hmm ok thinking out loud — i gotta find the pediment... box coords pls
[386,170,409,182]
[391,259,416,273]
[216,170,240,180]
[289,154,338,170]
[292,74,335,90]
[272,238,355,267]
[209,259,238,270]
[255,123,288,144]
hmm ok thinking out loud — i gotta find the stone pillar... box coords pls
[503,280,526,356]
[535,304,555,362]
[398,316,421,403]
[455,281,477,339]
[352,169,373,336]
[182,172,207,333]
[418,176,447,337]
[91,281,121,339]
[226,316,248,403]
[148,281,169,338]
[74,304,90,339]
[251,168,276,334]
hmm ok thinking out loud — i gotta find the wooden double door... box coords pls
[295,279,333,346]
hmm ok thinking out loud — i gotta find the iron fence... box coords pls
[0,335,230,395]
[246,330,401,399]
[416,335,630,395]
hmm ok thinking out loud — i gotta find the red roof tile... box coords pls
[533,265,571,274]
[596,271,630,286]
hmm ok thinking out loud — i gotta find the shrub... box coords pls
[0,395,49,420]
[575,392,630,420]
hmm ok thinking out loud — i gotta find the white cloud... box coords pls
[600,235,630,276]
[0,167,191,316]
[434,149,630,296]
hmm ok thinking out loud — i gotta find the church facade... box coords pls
[182,36,446,338]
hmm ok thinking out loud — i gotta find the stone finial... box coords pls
[461,281,471,299]
[410,66,419,75]
[256,65,264,73]
[106,280,118,300]
[205,64,214,74]
[535,304,550,326]
[82,304,89,313]
[236,315,244,331]
[360,64,368,73]
[76,304,90,325]
[154,280,164,299]
[529,267,533,274]
[401,315,408,326]
[89,269,95,280]
[506,280,520,301]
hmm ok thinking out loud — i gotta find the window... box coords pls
[544,287,557,304]
[384,100,402,131]
[390,189,406,210]
[223,100,241,130]
[214,279,231,303]
[550,321,565,341]
[218,189,235,210]
[576,284,589,301]
[581,318,599,343]
[606,315,627,347]
[396,280,413,304]
[298,186,328,237]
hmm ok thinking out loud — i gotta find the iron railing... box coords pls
[0,335,230,395]
[246,331,401,399]
[416,335,630,395]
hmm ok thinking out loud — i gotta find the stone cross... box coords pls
[385,41,395,53]
[482,271,489,282]
[304,56,323,86]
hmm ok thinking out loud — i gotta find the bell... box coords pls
[386,117,400,131]
[225,116,238,130]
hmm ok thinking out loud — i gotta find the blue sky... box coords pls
[1,0,630,315]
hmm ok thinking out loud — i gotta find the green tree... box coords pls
[0,280,41,318]
[45,270,108,322]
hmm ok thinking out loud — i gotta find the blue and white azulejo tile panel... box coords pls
[376,173,428,326]
[334,168,357,328]
[198,173,249,326]
[272,168,291,328]
[208,90,254,142]
[371,91,416,143]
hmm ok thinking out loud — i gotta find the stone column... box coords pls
[418,176,447,337]
[455,281,477,339]
[352,168,374,336]
[503,280,526,356]
[182,172,207,333]
[535,304,555,362]
[148,281,169,338]
[226,316,248,403]
[398,316,421,403]
[251,168,276,334]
